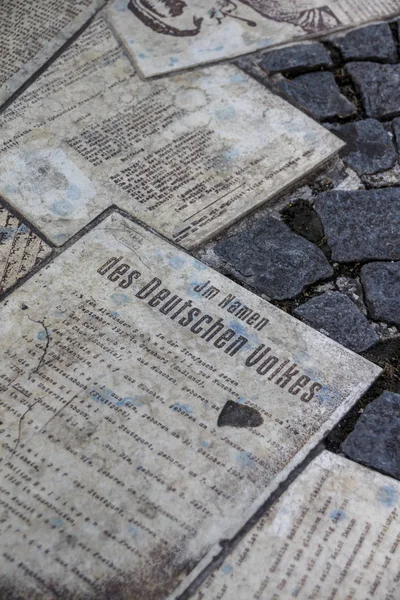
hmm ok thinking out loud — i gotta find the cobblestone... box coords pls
[314,188,400,262]
[361,262,400,326]
[342,391,400,479]
[294,291,379,353]
[331,23,398,63]
[213,216,333,300]
[275,71,356,121]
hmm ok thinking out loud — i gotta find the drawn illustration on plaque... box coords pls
[127,0,342,37]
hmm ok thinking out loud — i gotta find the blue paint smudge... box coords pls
[66,184,81,201]
[168,256,185,269]
[230,73,247,84]
[192,260,208,271]
[330,509,346,523]
[53,233,69,244]
[110,293,132,306]
[129,525,139,537]
[214,105,236,121]
[50,199,74,217]
[169,57,179,66]
[36,330,48,341]
[222,565,233,575]
[54,311,64,317]
[18,224,29,234]
[236,452,255,468]
[138,53,147,59]
[116,396,144,408]
[223,148,240,162]
[0,226,15,240]
[200,440,210,448]
[50,517,64,528]
[377,485,398,507]
[171,402,192,415]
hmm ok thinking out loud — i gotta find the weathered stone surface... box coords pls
[0,213,380,599]
[327,119,397,176]
[259,42,332,74]
[361,163,400,188]
[294,291,379,353]
[193,452,400,600]
[108,0,400,78]
[314,188,400,262]
[361,262,400,326]
[391,116,400,153]
[347,62,400,119]
[276,72,356,121]
[0,0,105,105]
[214,217,333,300]
[332,23,398,63]
[0,204,51,295]
[342,392,400,479]
[0,18,343,249]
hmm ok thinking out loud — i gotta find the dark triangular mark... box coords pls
[217,400,263,428]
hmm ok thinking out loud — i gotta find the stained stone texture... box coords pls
[0,205,50,294]
[361,262,400,326]
[294,291,379,353]
[342,392,400,479]
[332,23,398,63]
[214,217,333,300]
[391,117,400,153]
[0,213,380,599]
[0,18,344,249]
[108,0,400,78]
[314,188,400,262]
[0,0,105,105]
[347,62,400,119]
[259,42,332,74]
[327,119,397,176]
[193,451,400,600]
[276,72,356,121]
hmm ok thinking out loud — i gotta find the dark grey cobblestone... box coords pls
[326,119,397,176]
[213,216,333,300]
[314,188,400,262]
[275,71,356,121]
[331,23,398,63]
[361,262,400,326]
[294,291,379,353]
[342,391,400,479]
[259,42,332,74]
[346,62,400,119]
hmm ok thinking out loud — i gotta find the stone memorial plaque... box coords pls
[0,205,51,295]
[0,0,105,106]
[108,0,400,78]
[0,213,380,599]
[0,18,344,248]
[193,451,400,600]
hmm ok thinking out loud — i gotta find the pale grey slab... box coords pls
[191,451,400,600]
[107,0,400,79]
[0,0,105,106]
[0,18,344,248]
[0,213,379,599]
[0,205,51,294]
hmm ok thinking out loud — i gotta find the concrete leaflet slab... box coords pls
[192,451,400,600]
[0,204,51,295]
[0,0,105,106]
[107,0,400,78]
[0,18,344,248]
[0,213,380,599]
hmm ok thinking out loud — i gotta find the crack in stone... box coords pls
[27,315,51,379]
